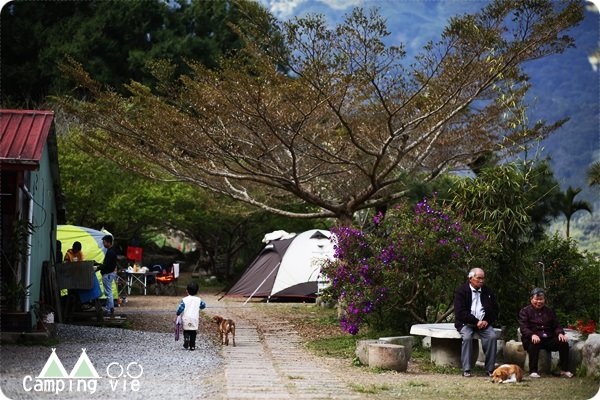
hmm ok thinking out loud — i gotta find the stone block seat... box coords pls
[410,323,502,368]
[355,336,414,371]
[368,343,408,372]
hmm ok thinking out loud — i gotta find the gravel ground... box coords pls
[0,294,223,400]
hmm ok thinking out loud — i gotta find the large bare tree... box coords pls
[58,0,582,225]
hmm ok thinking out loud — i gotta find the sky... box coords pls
[257,0,600,207]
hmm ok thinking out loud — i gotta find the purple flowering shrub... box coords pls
[321,197,495,335]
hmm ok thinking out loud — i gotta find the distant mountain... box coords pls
[525,8,599,207]
[526,7,599,254]
[550,211,599,254]
[530,8,599,253]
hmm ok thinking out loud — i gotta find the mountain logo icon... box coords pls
[37,348,100,379]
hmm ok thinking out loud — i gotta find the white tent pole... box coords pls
[243,262,280,306]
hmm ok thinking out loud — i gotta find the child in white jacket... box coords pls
[176,282,206,351]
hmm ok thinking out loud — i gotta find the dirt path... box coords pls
[200,294,364,400]
[119,292,363,399]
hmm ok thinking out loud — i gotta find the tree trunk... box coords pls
[336,213,354,227]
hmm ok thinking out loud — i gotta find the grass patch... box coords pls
[305,335,357,358]
[410,343,430,359]
[367,366,390,373]
[420,363,461,375]
[407,380,429,387]
[263,303,339,324]
[41,336,60,347]
[119,319,134,330]
[350,383,391,394]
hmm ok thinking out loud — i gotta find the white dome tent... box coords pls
[225,229,335,303]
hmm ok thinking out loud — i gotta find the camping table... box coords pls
[125,271,158,295]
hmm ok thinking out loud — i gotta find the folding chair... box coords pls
[156,263,179,295]
[146,265,163,295]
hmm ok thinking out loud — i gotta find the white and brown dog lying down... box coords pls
[212,316,236,347]
[491,364,524,383]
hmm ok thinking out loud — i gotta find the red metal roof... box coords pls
[0,109,55,170]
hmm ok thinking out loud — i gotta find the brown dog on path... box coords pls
[212,315,236,347]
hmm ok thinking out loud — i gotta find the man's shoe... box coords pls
[560,371,573,378]
[189,347,195,351]
[463,371,472,377]
[529,372,540,378]
[486,371,493,377]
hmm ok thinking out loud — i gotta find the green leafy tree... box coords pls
[587,161,600,188]
[558,186,593,238]
[58,128,187,236]
[57,1,583,225]
[452,163,535,244]
[154,183,322,277]
[450,160,564,327]
[528,235,599,327]
[2,1,165,106]
[1,0,276,107]
[518,160,564,240]
[58,129,319,277]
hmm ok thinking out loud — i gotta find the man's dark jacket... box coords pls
[100,246,118,275]
[453,282,499,332]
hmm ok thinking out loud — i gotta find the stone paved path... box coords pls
[203,300,362,400]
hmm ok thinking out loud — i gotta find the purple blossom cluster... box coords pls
[322,197,491,335]
[340,317,361,335]
[330,226,369,261]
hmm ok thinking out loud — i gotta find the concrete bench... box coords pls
[410,323,502,367]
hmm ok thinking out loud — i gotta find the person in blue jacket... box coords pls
[176,282,206,351]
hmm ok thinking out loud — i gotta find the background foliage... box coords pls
[1,0,274,107]
[58,129,322,277]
